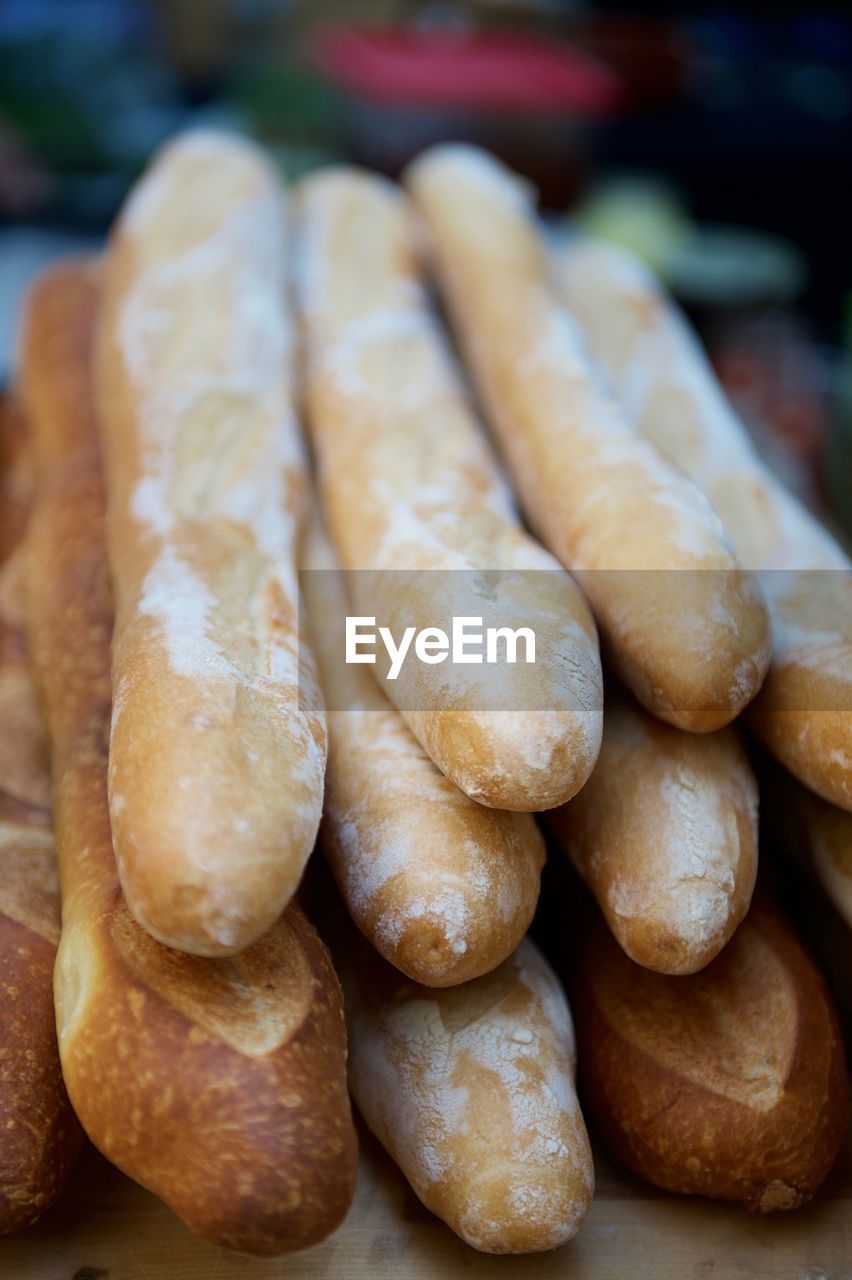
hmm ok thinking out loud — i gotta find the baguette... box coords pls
[295,168,602,811]
[22,259,357,1256]
[0,396,33,562]
[570,902,848,1211]
[341,928,594,1253]
[546,692,758,973]
[0,440,83,1235]
[92,131,325,954]
[303,527,544,986]
[406,145,772,733]
[556,237,852,810]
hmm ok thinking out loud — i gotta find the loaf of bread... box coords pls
[295,167,602,811]
[570,902,848,1210]
[22,259,357,1256]
[92,131,325,954]
[0,396,33,562]
[303,525,544,986]
[556,237,852,810]
[0,428,83,1235]
[546,692,758,973]
[406,145,772,733]
[341,928,594,1253]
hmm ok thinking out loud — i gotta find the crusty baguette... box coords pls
[570,902,848,1211]
[555,237,852,810]
[0,396,34,562]
[341,928,594,1253]
[0,545,50,814]
[0,434,83,1235]
[406,145,772,733]
[23,259,357,1256]
[295,168,602,811]
[303,526,544,986]
[546,692,758,974]
[91,131,325,954]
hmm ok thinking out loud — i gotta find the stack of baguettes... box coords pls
[0,129,849,1259]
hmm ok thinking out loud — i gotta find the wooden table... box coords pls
[3,1118,849,1280]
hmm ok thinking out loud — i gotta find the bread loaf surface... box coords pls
[304,527,544,986]
[406,145,772,733]
[570,902,848,1211]
[342,927,594,1253]
[0,397,34,562]
[547,692,758,973]
[556,237,852,809]
[94,130,325,954]
[0,420,84,1235]
[23,258,357,1256]
[296,167,602,811]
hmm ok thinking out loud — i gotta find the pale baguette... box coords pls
[0,428,83,1235]
[303,526,544,985]
[341,929,594,1253]
[556,237,852,810]
[23,260,357,1256]
[92,131,325,954]
[546,692,758,973]
[570,903,848,1210]
[295,168,602,811]
[406,145,772,733]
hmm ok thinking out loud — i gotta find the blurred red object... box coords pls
[312,27,624,114]
[310,26,625,206]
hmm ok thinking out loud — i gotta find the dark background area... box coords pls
[1,0,851,530]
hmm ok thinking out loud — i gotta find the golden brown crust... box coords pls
[303,529,544,986]
[0,396,84,1236]
[570,903,848,1210]
[406,145,772,733]
[0,819,56,945]
[748,572,852,812]
[93,131,325,954]
[23,258,357,1256]
[0,552,50,813]
[555,238,852,809]
[0,396,34,563]
[546,694,758,974]
[16,258,101,478]
[341,929,594,1253]
[295,167,603,811]
[0,914,83,1234]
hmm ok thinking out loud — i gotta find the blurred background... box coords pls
[1,0,851,534]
